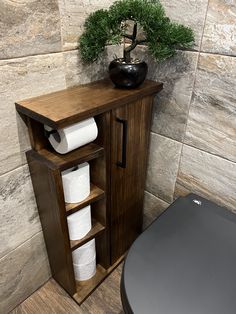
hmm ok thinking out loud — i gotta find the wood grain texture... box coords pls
[10,279,83,314]
[19,79,163,306]
[70,220,105,251]
[11,264,124,314]
[81,263,124,314]
[26,153,76,296]
[74,256,124,306]
[110,96,154,263]
[28,143,104,170]
[15,79,163,129]
[66,184,105,215]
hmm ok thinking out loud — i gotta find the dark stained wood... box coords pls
[15,79,163,129]
[26,152,76,296]
[81,263,124,314]
[28,143,104,170]
[74,255,124,305]
[11,263,124,314]
[19,79,163,305]
[66,184,105,216]
[27,117,50,151]
[110,95,154,263]
[70,219,105,251]
[92,112,112,269]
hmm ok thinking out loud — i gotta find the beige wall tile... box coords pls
[175,145,236,212]
[185,53,236,162]
[63,45,122,87]
[146,133,182,203]
[0,232,50,313]
[0,0,61,59]
[132,47,198,142]
[202,0,236,56]
[143,191,170,229]
[0,165,41,258]
[160,0,209,49]
[58,0,117,51]
[0,53,66,175]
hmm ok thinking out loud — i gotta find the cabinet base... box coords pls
[73,254,125,305]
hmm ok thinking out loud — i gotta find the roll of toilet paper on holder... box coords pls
[73,239,96,281]
[62,162,90,203]
[44,117,98,154]
[67,205,92,240]
[72,239,96,265]
[73,257,96,281]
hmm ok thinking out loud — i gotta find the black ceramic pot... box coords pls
[109,58,148,89]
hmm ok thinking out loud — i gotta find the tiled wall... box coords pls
[0,1,116,313]
[142,0,236,226]
[0,0,235,312]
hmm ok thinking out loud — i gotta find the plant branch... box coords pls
[124,34,133,40]
[136,39,147,45]
[123,22,139,62]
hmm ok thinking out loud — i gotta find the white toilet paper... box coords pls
[62,162,90,203]
[67,205,92,240]
[44,118,98,154]
[72,239,96,265]
[73,257,96,281]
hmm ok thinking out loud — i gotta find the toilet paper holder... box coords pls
[44,129,61,143]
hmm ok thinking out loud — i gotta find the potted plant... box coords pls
[79,0,194,88]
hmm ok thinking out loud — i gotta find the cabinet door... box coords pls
[110,95,154,263]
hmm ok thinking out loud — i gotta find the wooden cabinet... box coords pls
[16,79,162,304]
[110,96,154,263]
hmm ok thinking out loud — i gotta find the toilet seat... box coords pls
[121,194,236,314]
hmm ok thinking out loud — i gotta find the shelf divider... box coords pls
[70,219,105,251]
[66,184,105,216]
[73,255,125,305]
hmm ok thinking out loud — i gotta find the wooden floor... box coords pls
[10,264,124,314]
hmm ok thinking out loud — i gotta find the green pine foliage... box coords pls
[79,0,194,63]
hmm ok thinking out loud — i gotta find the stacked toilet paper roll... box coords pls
[62,162,90,203]
[72,239,96,281]
[67,205,92,240]
[44,117,98,154]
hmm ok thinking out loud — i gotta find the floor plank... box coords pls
[10,264,124,314]
[10,279,83,314]
[81,263,124,314]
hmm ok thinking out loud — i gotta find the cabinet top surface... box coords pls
[15,79,163,129]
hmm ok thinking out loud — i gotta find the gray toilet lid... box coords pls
[122,194,236,314]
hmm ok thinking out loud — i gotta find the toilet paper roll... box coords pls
[44,118,98,154]
[73,256,96,281]
[72,239,96,265]
[62,162,90,203]
[67,205,92,240]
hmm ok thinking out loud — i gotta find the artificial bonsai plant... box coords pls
[79,0,194,88]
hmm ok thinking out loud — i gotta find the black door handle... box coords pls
[116,117,128,168]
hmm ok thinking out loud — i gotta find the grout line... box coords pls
[0,48,78,63]
[180,141,236,164]
[172,0,211,199]
[199,0,211,53]
[150,131,182,145]
[144,189,171,205]
[0,230,43,262]
[0,45,235,64]
[0,161,28,178]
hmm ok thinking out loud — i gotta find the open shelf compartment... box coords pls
[73,255,125,305]
[70,219,105,251]
[66,184,105,216]
[28,143,104,170]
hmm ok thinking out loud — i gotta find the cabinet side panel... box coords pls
[92,112,112,268]
[110,96,154,263]
[27,152,76,295]
[27,117,50,151]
